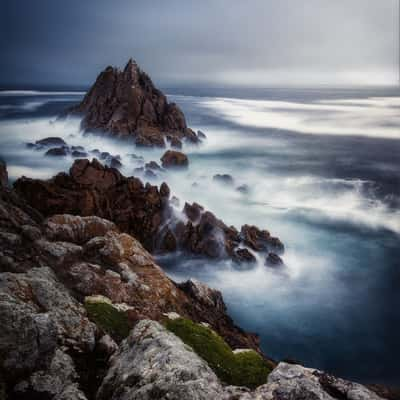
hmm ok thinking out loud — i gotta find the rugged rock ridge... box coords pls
[70,59,199,147]
[0,168,265,398]
[14,158,284,264]
[97,320,385,400]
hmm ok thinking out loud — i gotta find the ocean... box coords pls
[0,86,399,385]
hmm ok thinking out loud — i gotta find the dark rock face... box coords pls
[36,137,67,147]
[45,147,69,157]
[0,159,8,187]
[70,59,199,147]
[265,252,284,267]
[233,248,257,264]
[14,159,165,252]
[160,150,189,168]
[241,224,284,253]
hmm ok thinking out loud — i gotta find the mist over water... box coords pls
[0,87,399,385]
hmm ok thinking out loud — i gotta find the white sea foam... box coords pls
[196,96,400,139]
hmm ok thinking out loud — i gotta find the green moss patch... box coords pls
[165,317,271,389]
[84,296,131,342]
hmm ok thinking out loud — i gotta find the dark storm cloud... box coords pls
[0,0,398,87]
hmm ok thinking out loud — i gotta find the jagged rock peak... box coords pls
[70,58,199,147]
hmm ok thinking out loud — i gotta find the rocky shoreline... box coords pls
[1,60,398,399]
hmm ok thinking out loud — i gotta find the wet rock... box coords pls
[233,248,257,264]
[36,137,67,147]
[15,159,283,264]
[171,196,180,207]
[99,152,111,160]
[71,145,85,152]
[237,184,250,194]
[69,59,197,147]
[197,130,207,139]
[71,150,88,158]
[0,158,8,187]
[167,135,183,149]
[108,157,123,170]
[213,173,234,186]
[144,169,157,179]
[183,202,204,222]
[265,252,284,267]
[161,150,189,168]
[145,161,162,171]
[159,182,170,198]
[45,147,69,157]
[240,224,284,253]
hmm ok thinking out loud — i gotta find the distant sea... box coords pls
[1,86,399,385]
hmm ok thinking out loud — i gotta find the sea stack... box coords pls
[71,59,199,147]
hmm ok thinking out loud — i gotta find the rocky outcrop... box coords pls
[96,320,385,400]
[97,320,226,400]
[160,150,189,168]
[14,159,284,264]
[70,59,199,147]
[0,174,265,398]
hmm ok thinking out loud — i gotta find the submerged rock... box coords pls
[265,252,284,267]
[213,173,234,186]
[69,59,199,147]
[197,130,207,139]
[71,150,88,158]
[36,137,67,147]
[161,150,189,168]
[233,248,257,264]
[45,147,69,157]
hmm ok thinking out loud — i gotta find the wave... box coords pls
[195,95,400,139]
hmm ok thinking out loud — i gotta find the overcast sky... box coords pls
[0,0,398,88]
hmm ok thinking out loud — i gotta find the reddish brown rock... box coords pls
[240,224,284,253]
[160,150,189,168]
[233,248,257,264]
[14,159,283,264]
[70,59,199,147]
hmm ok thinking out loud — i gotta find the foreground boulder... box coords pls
[69,59,199,147]
[97,320,385,400]
[15,159,284,264]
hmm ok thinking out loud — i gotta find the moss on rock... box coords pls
[84,295,131,342]
[165,317,271,389]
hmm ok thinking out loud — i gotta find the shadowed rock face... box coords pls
[70,59,199,147]
[0,159,8,187]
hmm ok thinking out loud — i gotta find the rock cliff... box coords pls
[70,59,199,147]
